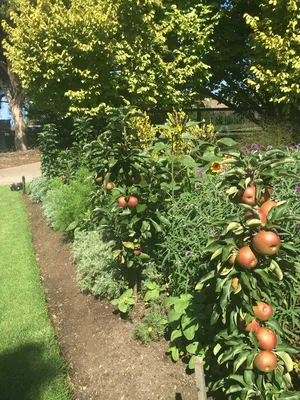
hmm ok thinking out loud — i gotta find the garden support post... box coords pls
[195,358,207,400]
[22,176,26,194]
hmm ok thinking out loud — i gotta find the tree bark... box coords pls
[10,96,27,150]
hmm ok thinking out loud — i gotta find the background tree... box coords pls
[0,0,28,150]
[3,0,217,119]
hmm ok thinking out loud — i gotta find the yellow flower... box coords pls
[210,161,222,173]
[148,327,153,332]
[124,297,128,303]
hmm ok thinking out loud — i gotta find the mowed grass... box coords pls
[0,187,70,400]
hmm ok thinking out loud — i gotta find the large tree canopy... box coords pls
[3,0,218,117]
[0,0,27,150]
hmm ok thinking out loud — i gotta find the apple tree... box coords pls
[166,143,300,399]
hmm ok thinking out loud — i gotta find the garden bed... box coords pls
[24,195,198,400]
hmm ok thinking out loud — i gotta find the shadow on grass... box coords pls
[0,342,65,400]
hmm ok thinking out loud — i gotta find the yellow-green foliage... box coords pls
[244,0,300,105]
[3,0,218,117]
[164,110,216,155]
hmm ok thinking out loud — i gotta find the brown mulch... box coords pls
[0,149,40,169]
[24,196,198,400]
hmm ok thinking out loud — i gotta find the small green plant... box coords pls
[133,303,167,343]
[28,175,49,203]
[73,230,127,300]
[111,289,135,313]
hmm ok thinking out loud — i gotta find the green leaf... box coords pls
[144,289,160,301]
[136,203,147,213]
[170,329,182,342]
[233,352,249,373]
[276,351,294,372]
[171,347,179,362]
[195,270,215,290]
[181,315,197,340]
[276,392,300,399]
[148,218,163,233]
[118,301,128,313]
[217,138,238,147]
[186,342,201,355]
[177,155,198,168]
[167,309,182,323]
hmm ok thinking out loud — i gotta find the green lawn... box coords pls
[0,187,70,400]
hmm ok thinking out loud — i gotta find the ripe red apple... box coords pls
[127,195,139,207]
[253,302,273,321]
[255,327,277,350]
[252,230,281,255]
[241,185,257,205]
[117,196,127,207]
[260,200,277,216]
[134,248,141,255]
[254,350,277,373]
[106,182,114,190]
[245,209,267,224]
[259,187,272,204]
[95,176,103,182]
[231,277,239,292]
[235,247,258,269]
[245,319,260,332]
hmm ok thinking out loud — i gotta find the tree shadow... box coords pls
[0,342,65,399]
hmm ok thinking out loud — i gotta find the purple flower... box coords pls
[296,224,300,230]
[185,251,193,256]
[197,167,205,181]
[251,143,262,154]
[266,145,273,150]
[209,229,218,237]
[241,146,250,155]
[295,185,300,194]
[289,210,294,216]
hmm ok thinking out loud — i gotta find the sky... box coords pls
[0,99,12,121]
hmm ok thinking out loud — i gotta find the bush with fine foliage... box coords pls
[42,168,93,233]
[28,175,49,203]
[73,230,128,299]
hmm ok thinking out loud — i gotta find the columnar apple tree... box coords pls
[195,146,300,398]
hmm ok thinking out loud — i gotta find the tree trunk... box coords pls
[0,61,27,151]
[10,97,27,150]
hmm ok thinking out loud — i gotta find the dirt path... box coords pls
[24,196,198,400]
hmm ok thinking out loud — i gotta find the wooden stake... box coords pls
[22,176,26,194]
[195,357,207,400]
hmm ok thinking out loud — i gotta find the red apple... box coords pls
[245,319,260,332]
[260,200,277,216]
[254,350,277,373]
[106,182,114,190]
[134,248,141,255]
[127,195,139,207]
[253,302,273,321]
[235,247,258,269]
[245,209,267,224]
[259,187,273,204]
[241,185,257,205]
[252,230,281,255]
[255,327,277,350]
[95,176,103,182]
[117,196,127,207]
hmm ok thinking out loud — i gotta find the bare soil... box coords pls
[0,149,40,169]
[24,196,198,400]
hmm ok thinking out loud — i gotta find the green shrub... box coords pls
[73,230,128,299]
[42,168,93,234]
[28,175,49,203]
[159,174,241,294]
[132,303,166,343]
